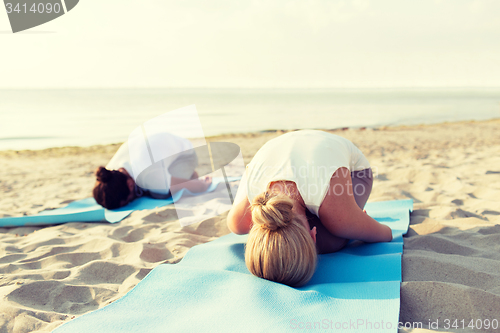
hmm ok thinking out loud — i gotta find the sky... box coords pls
[1,0,500,88]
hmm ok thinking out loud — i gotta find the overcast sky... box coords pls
[1,0,499,88]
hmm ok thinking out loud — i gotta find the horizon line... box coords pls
[1,85,500,91]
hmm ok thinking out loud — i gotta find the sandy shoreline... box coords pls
[1,119,500,332]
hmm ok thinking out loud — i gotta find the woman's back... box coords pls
[245,130,370,215]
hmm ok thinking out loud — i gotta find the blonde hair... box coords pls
[245,191,317,287]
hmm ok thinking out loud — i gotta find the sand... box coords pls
[1,119,500,333]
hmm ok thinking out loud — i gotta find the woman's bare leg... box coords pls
[308,168,372,254]
[351,168,373,209]
[306,210,349,254]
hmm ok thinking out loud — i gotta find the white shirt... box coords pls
[244,130,370,216]
[106,132,194,195]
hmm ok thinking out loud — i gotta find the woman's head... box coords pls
[245,191,317,287]
[93,166,134,209]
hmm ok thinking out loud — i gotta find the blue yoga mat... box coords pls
[0,177,240,227]
[54,199,412,333]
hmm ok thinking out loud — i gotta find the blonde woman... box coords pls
[227,130,392,287]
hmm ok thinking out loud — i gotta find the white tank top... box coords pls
[106,132,194,195]
[245,130,370,216]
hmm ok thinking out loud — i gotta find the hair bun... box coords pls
[251,192,294,231]
[95,166,112,183]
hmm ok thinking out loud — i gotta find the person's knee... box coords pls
[353,180,371,198]
[351,168,373,209]
[353,168,373,181]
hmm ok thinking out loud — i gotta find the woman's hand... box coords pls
[200,175,212,191]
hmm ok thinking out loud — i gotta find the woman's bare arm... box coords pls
[227,196,252,234]
[227,172,253,234]
[170,175,212,194]
[318,168,392,243]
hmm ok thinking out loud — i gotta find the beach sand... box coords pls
[1,119,500,332]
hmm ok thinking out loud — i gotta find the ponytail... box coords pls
[245,191,317,287]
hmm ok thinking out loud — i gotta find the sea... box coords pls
[0,88,499,151]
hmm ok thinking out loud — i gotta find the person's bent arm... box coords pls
[318,168,392,243]
[227,172,253,234]
[227,196,252,234]
[170,176,212,194]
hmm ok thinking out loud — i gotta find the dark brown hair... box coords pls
[93,166,130,209]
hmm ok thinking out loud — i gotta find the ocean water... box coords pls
[0,88,499,151]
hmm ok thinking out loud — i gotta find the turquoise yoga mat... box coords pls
[0,177,240,227]
[54,199,413,333]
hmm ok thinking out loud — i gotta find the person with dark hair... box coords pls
[93,132,211,209]
[93,167,135,210]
